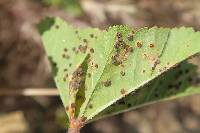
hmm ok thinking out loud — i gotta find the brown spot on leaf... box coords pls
[127,34,133,41]
[114,41,121,50]
[83,39,87,43]
[120,71,125,76]
[90,34,94,38]
[55,25,59,29]
[129,47,134,53]
[95,64,98,68]
[64,48,68,52]
[65,106,69,111]
[89,104,93,109]
[149,43,155,48]
[120,88,126,95]
[72,47,76,51]
[69,67,84,90]
[78,45,87,53]
[88,73,91,78]
[90,48,94,53]
[66,55,70,59]
[117,32,122,38]
[71,103,76,109]
[62,54,66,58]
[103,80,112,87]
[112,54,122,66]
[81,116,87,122]
[136,41,142,48]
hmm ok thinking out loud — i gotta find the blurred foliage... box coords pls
[43,0,83,16]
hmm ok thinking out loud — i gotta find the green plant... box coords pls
[39,17,200,133]
[43,0,82,16]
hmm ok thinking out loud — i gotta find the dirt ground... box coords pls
[0,0,200,133]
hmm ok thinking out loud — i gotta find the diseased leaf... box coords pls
[82,27,200,120]
[91,61,200,122]
[78,26,119,116]
[82,27,172,120]
[39,17,200,127]
[39,17,101,117]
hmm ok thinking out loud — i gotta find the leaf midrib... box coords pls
[81,30,118,117]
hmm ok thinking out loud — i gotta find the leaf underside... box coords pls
[39,17,200,126]
[91,61,200,122]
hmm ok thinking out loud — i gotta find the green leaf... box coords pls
[91,61,200,122]
[39,17,200,125]
[78,26,119,116]
[82,27,200,120]
[39,17,101,115]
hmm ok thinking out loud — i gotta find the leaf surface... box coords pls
[91,61,200,122]
[82,27,200,120]
[40,18,200,124]
[39,17,101,115]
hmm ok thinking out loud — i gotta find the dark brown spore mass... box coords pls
[78,45,87,53]
[149,43,155,48]
[90,48,94,53]
[64,48,68,52]
[88,73,91,78]
[81,117,87,122]
[69,67,84,90]
[90,34,94,38]
[63,77,66,82]
[103,80,112,87]
[66,55,70,59]
[127,34,133,41]
[117,32,122,38]
[120,71,125,76]
[71,103,76,108]
[83,39,87,43]
[89,104,93,109]
[136,41,142,48]
[112,54,122,66]
[72,47,76,51]
[95,64,98,68]
[55,25,59,29]
[120,89,126,95]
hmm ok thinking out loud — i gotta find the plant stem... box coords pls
[0,88,59,96]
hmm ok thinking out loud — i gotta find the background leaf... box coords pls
[91,61,200,122]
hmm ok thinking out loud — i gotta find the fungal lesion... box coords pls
[142,52,161,74]
[103,80,112,87]
[112,32,133,66]
[68,56,89,115]
[69,66,85,91]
